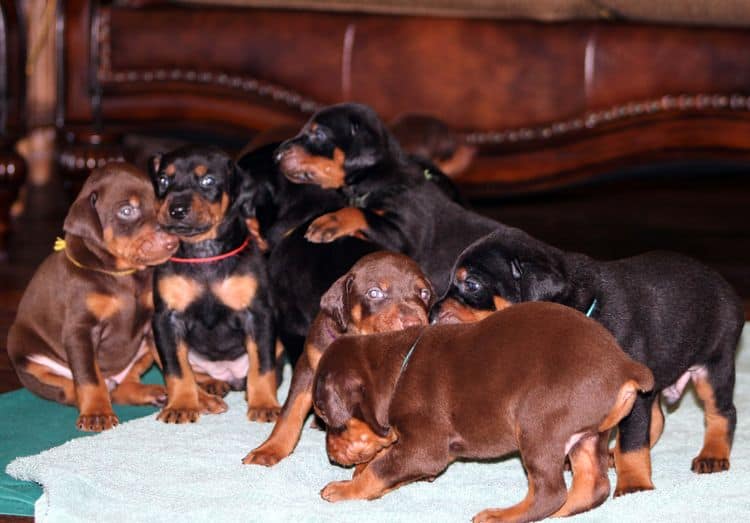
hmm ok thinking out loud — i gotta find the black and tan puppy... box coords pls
[314,302,654,522]
[273,102,500,295]
[433,226,745,495]
[149,145,279,423]
[243,252,434,466]
[8,163,178,431]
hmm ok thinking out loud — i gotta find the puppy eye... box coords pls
[157,175,170,190]
[366,287,385,300]
[199,176,216,188]
[510,259,523,280]
[117,204,141,221]
[419,288,431,303]
[463,278,482,293]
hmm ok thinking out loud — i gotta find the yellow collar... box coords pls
[54,237,138,277]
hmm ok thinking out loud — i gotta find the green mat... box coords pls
[0,366,163,517]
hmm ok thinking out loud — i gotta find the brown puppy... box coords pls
[7,163,178,431]
[243,251,434,466]
[313,302,654,522]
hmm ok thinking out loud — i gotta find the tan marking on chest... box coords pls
[211,274,257,310]
[158,275,204,312]
[140,290,154,309]
[86,292,122,320]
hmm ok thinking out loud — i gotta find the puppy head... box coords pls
[319,252,434,334]
[390,113,477,177]
[275,103,401,189]
[63,162,179,268]
[432,228,567,324]
[313,342,397,465]
[149,145,246,243]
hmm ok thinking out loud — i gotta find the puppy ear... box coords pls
[320,273,354,331]
[148,153,162,179]
[518,249,567,302]
[63,171,105,243]
[313,368,359,430]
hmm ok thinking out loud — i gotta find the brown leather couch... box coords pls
[49,0,750,198]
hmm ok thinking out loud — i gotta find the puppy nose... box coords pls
[169,203,189,220]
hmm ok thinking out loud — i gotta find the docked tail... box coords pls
[598,363,655,432]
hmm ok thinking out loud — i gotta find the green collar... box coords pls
[585,298,598,317]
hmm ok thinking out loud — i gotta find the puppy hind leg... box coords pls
[16,359,76,405]
[474,435,567,523]
[612,394,655,497]
[691,363,736,473]
[110,349,167,406]
[552,432,610,518]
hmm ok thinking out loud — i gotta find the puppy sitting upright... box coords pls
[8,163,178,431]
[433,226,745,495]
[244,252,434,466]
[150,146,279,423]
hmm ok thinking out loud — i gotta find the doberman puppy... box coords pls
[7,163,178,431]
[389,113,477,178]
[314,302,654,522]
[432,226,745,496]
[236,141,379,369]
[273,102,502,295]
[149,145,279,423]
[243,252,434,466]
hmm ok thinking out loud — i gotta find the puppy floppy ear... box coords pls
[320,273,355,332]
[313,367,360,430]
[517,248,567,302]
[62,170,106,243]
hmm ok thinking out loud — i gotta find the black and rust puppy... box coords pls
[433,226,745,495]
[313,302,654,522]
[243,252,434,466]
[8,163,178,431]
[273,102,501,295]
[149,145,279,423]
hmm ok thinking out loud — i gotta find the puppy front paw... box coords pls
[247,405,281,423]
[242,443,288,466]
[77,412,119,432]
[305,213,345,243]
[157,405,201,424]
[321,480,358,502]
[199,378,231,398]
[691,456,730,473]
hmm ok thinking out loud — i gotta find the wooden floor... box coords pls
[2,168,749,397]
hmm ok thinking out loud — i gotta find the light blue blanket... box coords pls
[7,326,750,522]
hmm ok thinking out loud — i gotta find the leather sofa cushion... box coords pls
[165,0,750,27]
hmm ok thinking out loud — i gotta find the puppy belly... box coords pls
[27,341,151,391]
[662,365,707,404]
[188,351,248,389]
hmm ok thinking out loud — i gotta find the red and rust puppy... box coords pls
[7,163,178,431]
[243,251,434,466]
[432,226,745,495]
[313,302,654,522]
[150,145,279,424]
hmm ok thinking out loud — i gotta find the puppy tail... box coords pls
[598,363,655,432]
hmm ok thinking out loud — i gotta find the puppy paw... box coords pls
[247,405,281,423]
[139,384,168,406]
[691,456,730,473]
[305,213,345,243]
[321,480,357,502]
[613,484,654,497]
[198,391,228,414]
[199,379,231,398]
[242,444,288,467]
[77,412,119,432]
[156,405,201,424]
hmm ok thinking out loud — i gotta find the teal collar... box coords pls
[585,298,598,317]
[399,330,425,374]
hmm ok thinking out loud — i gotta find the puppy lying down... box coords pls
[313,302,654,522]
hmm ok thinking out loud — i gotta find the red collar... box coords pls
[169,236,251,264]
